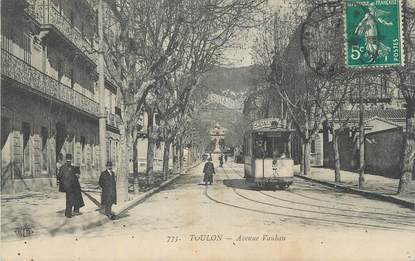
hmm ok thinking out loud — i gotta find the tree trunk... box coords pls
[117,124,130,203]
[399,104,415,193]
[162,140,171,180]
[358,79,365,189]
[146,110,155,185]
[132,134,139,193]
[172,142,178,173]
[333,130,341,183]
[300,141,304,174]
[302,116,311,176]
[303,140,311,176]
[179,140,184,172]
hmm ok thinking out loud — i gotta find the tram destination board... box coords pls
[252,118,288,130]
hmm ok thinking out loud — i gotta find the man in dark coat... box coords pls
[219,154,224,167]
[203,157,215,185]
[59,154,85,218]
[99,161,117,219]
[56,153,65,192]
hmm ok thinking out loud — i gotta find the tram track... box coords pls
[203,184,414,232]
[202,165,415,231]
[227,165,415,219]
[227,163,411,213]
[259,191,415,220]
[224,167,415,227]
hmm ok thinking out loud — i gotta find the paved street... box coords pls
[1,160,414,261]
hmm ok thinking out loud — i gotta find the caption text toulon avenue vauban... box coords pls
[166,234,287,243]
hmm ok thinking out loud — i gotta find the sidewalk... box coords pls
[1,162,201,242]
[294,166,415,209]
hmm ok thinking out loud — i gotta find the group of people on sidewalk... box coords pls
[56,154,117,220]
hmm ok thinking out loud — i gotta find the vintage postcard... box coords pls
[1,0,414,260]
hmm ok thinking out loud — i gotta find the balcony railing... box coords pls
[106,111,122,129]
[26,0,97,63]
[107,112,116,128]
[1,50,99,117]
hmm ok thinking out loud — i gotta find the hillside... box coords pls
[197,65,263,144]
[201,65,262,95]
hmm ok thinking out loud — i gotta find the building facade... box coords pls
[104,77,122,173]
[322,109,408,179]
[0,0,120,193]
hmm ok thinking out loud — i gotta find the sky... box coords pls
[222,0,286,68]
[224,0,415,68]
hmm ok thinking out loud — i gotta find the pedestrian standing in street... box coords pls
[99,161,117,220]
[72,165,84,214]
[56,153,65,192]
[203,157,215,185]
[59,154,85,218]
[219,154,224,167]
[225,154,228,163]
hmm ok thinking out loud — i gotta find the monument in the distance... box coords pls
[210,123,226,154]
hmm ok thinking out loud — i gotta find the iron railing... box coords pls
[2,50,99,117]
[26,0,98,63]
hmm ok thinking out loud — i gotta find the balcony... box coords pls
[106,112,122,130]
[26,0,97,63]
[107,112,116,129]
[1,50,99,117]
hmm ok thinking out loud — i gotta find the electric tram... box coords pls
[244,118,295,190]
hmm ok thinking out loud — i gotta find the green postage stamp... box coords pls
[344,0,404,68]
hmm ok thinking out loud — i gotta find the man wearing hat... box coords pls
[58,154,85,218]
[99,161,117,219]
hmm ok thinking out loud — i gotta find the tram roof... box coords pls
[252,128,295,133]
[250,118,294,132]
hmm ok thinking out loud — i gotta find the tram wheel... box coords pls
[263,183,274,191]
[278,184,289,190]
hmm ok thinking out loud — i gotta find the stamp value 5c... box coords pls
[345,0,404,68]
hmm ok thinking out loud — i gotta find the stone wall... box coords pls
[365,128,404,178]
[323,127,404,179]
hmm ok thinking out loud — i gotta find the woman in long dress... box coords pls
[203,158,215,185]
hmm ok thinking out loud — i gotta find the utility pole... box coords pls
[98,0,106,171]
[358,76,365,189]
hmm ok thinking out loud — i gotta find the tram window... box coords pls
[254,135,287,159]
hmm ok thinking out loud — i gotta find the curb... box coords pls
[294,174,415,210]
[114,174,182,216]
[2,163,203,241]
[73,161,202,232]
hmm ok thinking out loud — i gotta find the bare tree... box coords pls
[299,0,352,180]
[392,4,415,193]
[102,0,194,199]
[299,0,403,188]
[102,0,266,194]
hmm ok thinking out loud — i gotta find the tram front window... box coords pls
[254,135,287,159]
